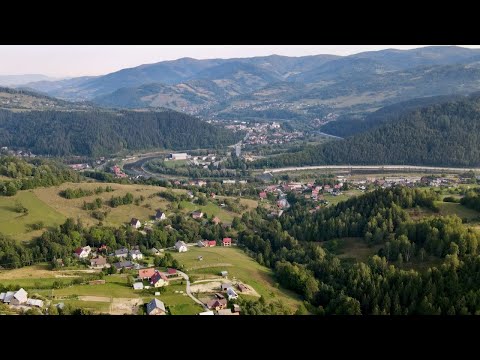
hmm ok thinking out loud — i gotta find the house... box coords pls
[74,245,91,259]
[206,298,227,310]
[169,153,188,161]
[222,238,232,247]
[198,310,215,315]
[155,210,166,221]
[138,268,156,280]
[10,288,28,305]
[150,271,169,287]
[133,282,144,290]
[150,247,161,256]
[217,308,239,315]
[175,241,188,252]
[233,304,241,313]
[130,218,141,229]
[203,240,216,247]
[227,287,238,300]
[2,291,15,303]
[221,283,232,291]
[146,298,166,315]
[215,293,225,300]
[113,261,134,271]
[237,283,248,293]
[130,249,143,260]
[191,211,204,220]
[212,217,221,225]
[259,191,267,200]
[26,299,44,308]
[115,248,129,259]
[220,271,228,278]
[197,240,206,247]
[167,268,177,277]
[90,256,108,269]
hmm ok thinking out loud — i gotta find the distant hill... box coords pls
[0,74,57,86]
[253,94,480,168]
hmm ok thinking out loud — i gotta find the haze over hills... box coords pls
[20,46,480,122]
[0,74,57,86]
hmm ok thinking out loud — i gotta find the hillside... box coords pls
[0,108,242,156]
[253,95,480,168]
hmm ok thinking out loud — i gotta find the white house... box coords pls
[130,249,143,260]
[10,288,28,305]
[155,211,167,221]
[175,241,188,253]
[114,248,129,259]
[227,287,238,300]
[74,246,91,259]
[133,282,144,290]
[130,218,141,229]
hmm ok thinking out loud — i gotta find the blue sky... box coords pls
[0,45,479,77]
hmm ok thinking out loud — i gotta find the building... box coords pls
[146,298,166,315]
[233,304,241,313]
[150,247,161,256]
[259,191,267,200]
[217,309,239,315]
[26,299,44,308]
[227,287,238,300]
[0,288,43,308]
[220,271,228,278]
[155,211,166,221]
[150,271,169,287]
[115,248,129,259]
[198,310,214,315]
[175,241,188,252]
[138,268,156,280]
[206,298,227,310]
[130,250,143,260]
[74,246,91,259]
[10,288,28,305]
[203,240,216,247]
[113,261,134,271]
[197,240,206,247]
[237,283,248,293]
[169,153,188,161]
[130,218,141,229]
[191,211,204,220]
[222,238,232,247]
[133,282,144,290]
[90,256,108,269]
[167,268,178,277]
[221,283,232,291]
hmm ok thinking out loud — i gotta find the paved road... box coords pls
[264,164,480,174]
[176,270,208,311]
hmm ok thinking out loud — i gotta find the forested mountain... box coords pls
[253,95,480,167]
[22,46,480,124]
[0,108,242,157]
[0,74,56,87]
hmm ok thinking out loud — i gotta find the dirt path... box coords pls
[78,296,111,303]
[110,298,143,315]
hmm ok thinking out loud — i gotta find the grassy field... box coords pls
[325,189,363,206]
[171,246,303,312]
[163,160,188,168]
[322,237,382,262]
[407,202,480,224]
[153,283,204,315]
[180,200,236,223]
[0,190,66,241]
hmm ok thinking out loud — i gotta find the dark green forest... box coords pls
[0,109,242,156]
[254,96,480,168]
[237,187,480,314]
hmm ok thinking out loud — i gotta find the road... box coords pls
[176,270,208,311]
[264,164,480,174]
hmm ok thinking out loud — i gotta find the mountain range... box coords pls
[20,46,480,127]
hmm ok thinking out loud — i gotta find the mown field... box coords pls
[171,246,303,312]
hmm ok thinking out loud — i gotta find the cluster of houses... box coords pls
[196,238,232,248]
[0,288,44,309]
[111,165,128,178]
[130,210,167,230]
[133,267,179,291]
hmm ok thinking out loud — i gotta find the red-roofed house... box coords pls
[222,238,232,247]
[167,268,177,277]
[259,191,267,200]
[203,240,216,247]
[138,268,156,280]
[74,246,91,259]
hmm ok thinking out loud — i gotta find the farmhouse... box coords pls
[206,298,227,310]
[130,250,143,260]
[227,287,238,300]
[90,256,108,269]
[0,288,44,308]
[130,218,141,229]
[138,268,156,280]
[222,238,232,247]
[146,298,166,315]
[74,246,91,259]
[175,241,188,252]
[155,211,167,221]
[191,211,204,220]
[150,271,169,287]
[115,248,129,259]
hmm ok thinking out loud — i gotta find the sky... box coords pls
[1,45,480,78]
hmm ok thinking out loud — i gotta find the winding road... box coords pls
[176,270,208,311]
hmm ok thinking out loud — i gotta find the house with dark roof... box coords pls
[146,298,166,315]
[237,283,248,292]
[113,261,134,271]
[130,218,141,229]
[155,210,166,221]
[130,249,143,260]
[150,271,169,288]
[191,211,204,220]
[114,248,129,259]
[206,298,227,310]
[74,245,91,259]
